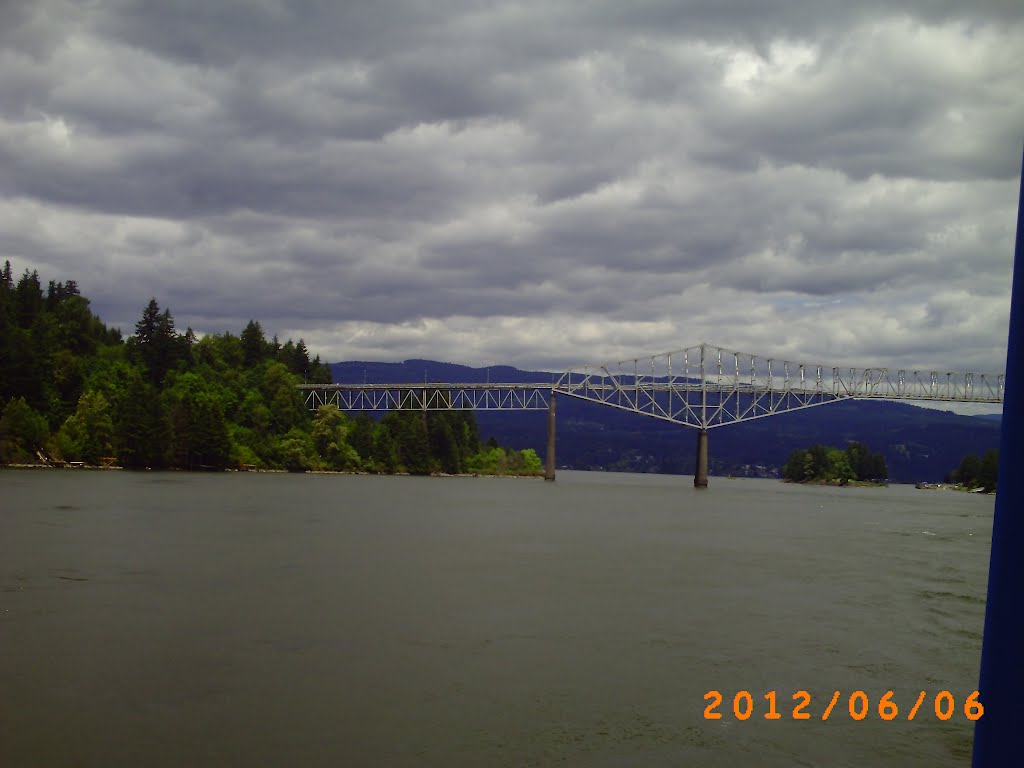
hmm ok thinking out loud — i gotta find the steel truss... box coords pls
[554,342,1004,429]
[298,383,551,411]
[298,343,1004,429]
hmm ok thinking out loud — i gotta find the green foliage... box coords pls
[783,441,888,484]
[57,390,115,464]
[114,367,165,469]
[0,397,50,463]
[947,449,998,492]
[0,261,540,475]
[163,373,232,469]
[520,448,543,474]
[261,362,307,433]
[465,445,545,476]
[311,405,360,470]
[382,411,431,474]
[130,298,192,385]
[349,413,376,465]
[277,428,319,472]
[240,320,269,368]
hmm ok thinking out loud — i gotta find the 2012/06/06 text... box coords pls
[703,690,984,722]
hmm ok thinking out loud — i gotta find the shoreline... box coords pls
[781,478,888,488]
[1,463,544,479]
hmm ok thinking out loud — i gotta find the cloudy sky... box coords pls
[2,0,1022,377]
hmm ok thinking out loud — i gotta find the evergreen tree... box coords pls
[349,413,376,467]
[115,371,164,468]
[163,374,231,469]
[372,422,400,472]
[15,269,44,328]
[308,354,333,384]
[131,298,191,384]
[428,413,461,473]
[240,320,267,369]
[382,411,430,474]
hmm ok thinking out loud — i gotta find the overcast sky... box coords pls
[2,0,1022,379]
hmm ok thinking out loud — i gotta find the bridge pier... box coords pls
[694,429,708,488]
[545,392,556,481]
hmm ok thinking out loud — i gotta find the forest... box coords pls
[0,262,542,476]
[781,441,889,485]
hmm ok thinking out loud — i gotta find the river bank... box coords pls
[1,462,543,478]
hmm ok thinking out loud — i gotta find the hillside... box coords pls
[331,359,1002,483]
[0,263,531,475]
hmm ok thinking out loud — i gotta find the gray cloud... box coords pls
[1,0,1021,384]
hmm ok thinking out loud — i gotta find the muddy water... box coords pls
[0,470,991,766]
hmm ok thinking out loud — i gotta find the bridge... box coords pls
[298,342,1004,486]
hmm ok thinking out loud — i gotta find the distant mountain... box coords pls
[974,413,1003,423]
[330,360,1001,483]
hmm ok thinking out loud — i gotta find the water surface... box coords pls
[0,470,992,766]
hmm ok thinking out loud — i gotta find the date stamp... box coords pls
[703,690,984,722]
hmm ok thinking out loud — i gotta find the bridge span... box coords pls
[298,343,1004,486]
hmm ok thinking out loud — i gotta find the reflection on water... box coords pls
[0,470,991,766]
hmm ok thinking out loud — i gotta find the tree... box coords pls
[428,414,461,473]
[277,428,318,472]
[311,404,360,470]
[163,373,231,469]
[825,447,854,483]
[132,299,183,385]
[783,449,809,482]
[14,269,44,328]
[114,368,165,469]
[372,421,399,472]
[308,354,333,384]
[53,294,99,357]
[977,449,999,493]
[381,410,430,474]
[260,362,307,433]
[57,390,115,464]
[349,413,376,467]
[519,448,543,474]
[783,442,885,484]
[240,320,267,369]
[845,441,887,480]
[0,397,50,463]
[953,453,982,488]
[278,338,313,379]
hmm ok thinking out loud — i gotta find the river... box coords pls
[0,469,993,766]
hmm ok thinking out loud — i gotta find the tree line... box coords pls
[0,262,541,475]
[945,450,998,493]
[782,442,888,484]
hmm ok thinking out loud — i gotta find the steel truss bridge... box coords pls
[298,342,1004,486]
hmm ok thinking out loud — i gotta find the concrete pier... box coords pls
[694,429,708,488]
[545,392,556,481]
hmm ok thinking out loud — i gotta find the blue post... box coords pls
[973,145,1024,765]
